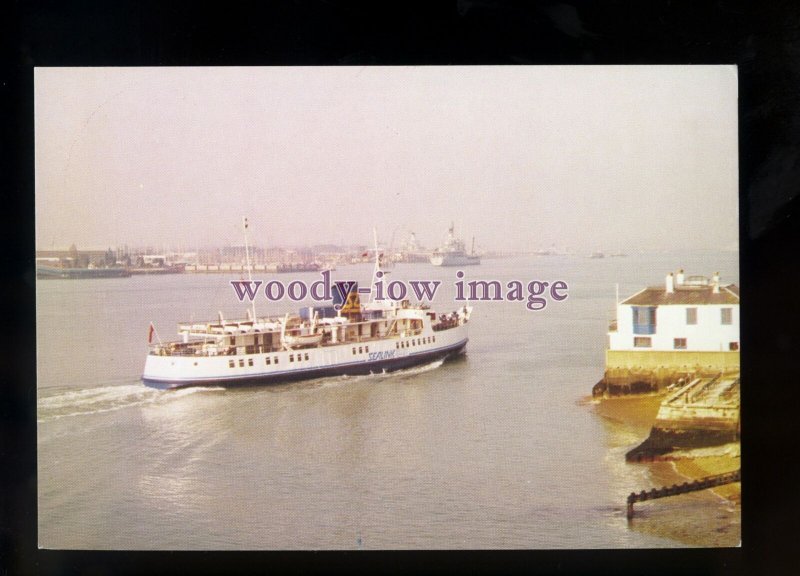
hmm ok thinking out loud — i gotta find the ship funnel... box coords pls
[676,268,685,286]
[666,272,675,293]
[712,271,720,293]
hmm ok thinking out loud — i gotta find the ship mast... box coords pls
[243,216,257,322]
[369,227,382,304]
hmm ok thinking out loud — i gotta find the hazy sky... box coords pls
[35,66,738,252]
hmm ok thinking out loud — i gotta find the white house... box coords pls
[608,270,740,353]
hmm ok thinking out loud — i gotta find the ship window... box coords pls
[634,337,652,348]
[304,353,309,361]
[674,338,687,350]
[248,358,254,366]
[266,357,271,365]
[730,341,739,351]
[229,359,235,368]
[239,359,244,367]
[721,308,732,325]
[686,308,697,325]
[289,354,294,362]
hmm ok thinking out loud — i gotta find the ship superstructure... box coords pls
[430,223,480,266]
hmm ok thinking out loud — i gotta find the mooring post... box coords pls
[627,500,634,520]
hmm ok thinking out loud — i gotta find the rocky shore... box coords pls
[592,393,741,509]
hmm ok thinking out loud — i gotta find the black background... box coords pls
[3,1,800,574]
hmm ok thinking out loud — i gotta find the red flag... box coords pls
[148,322,155,344]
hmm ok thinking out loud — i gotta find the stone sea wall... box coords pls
[625,374,740,461]
[592,350,739,397]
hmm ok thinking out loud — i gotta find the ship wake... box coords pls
[37,384,224,422]
[338,358,446,383]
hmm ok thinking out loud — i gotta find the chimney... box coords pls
[676,268,685,286]
[712,271,720,293]
[666,272,674,293]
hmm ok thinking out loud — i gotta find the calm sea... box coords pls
[37,251,740,549]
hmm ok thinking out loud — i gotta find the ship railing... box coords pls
[432,319,459,332]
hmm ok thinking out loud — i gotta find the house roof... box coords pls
[621,284,739,306]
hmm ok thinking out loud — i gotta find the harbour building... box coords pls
[595,269,740,396]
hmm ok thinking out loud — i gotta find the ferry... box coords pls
[141,224,472,389]
[430,223,480,266]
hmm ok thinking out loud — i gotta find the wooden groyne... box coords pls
[626,469,740,519]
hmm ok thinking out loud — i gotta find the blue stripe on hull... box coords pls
[142,339,468,390]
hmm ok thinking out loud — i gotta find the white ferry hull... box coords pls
[142,324,469,389]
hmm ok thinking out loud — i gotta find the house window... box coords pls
[352,347,356,355]
[674,338,687,350]
[248,358,254,366]
[229,359,235,368]
[231,336,236,345]
[633,307,657,335]
[359,346,363,354]
[686,308,697,325]
[721,308,733,325]
[266,357,271,365]
[730,342,739,351]
[274,357,279,364]
[238,359,244,367]
[304,353,309,361]
[289,354,294,362]
[634,337,652,348]
[365,346,369,353]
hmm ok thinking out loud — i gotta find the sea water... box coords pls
[36,251,739,549]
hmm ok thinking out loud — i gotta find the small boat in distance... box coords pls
[430,223,480,267]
